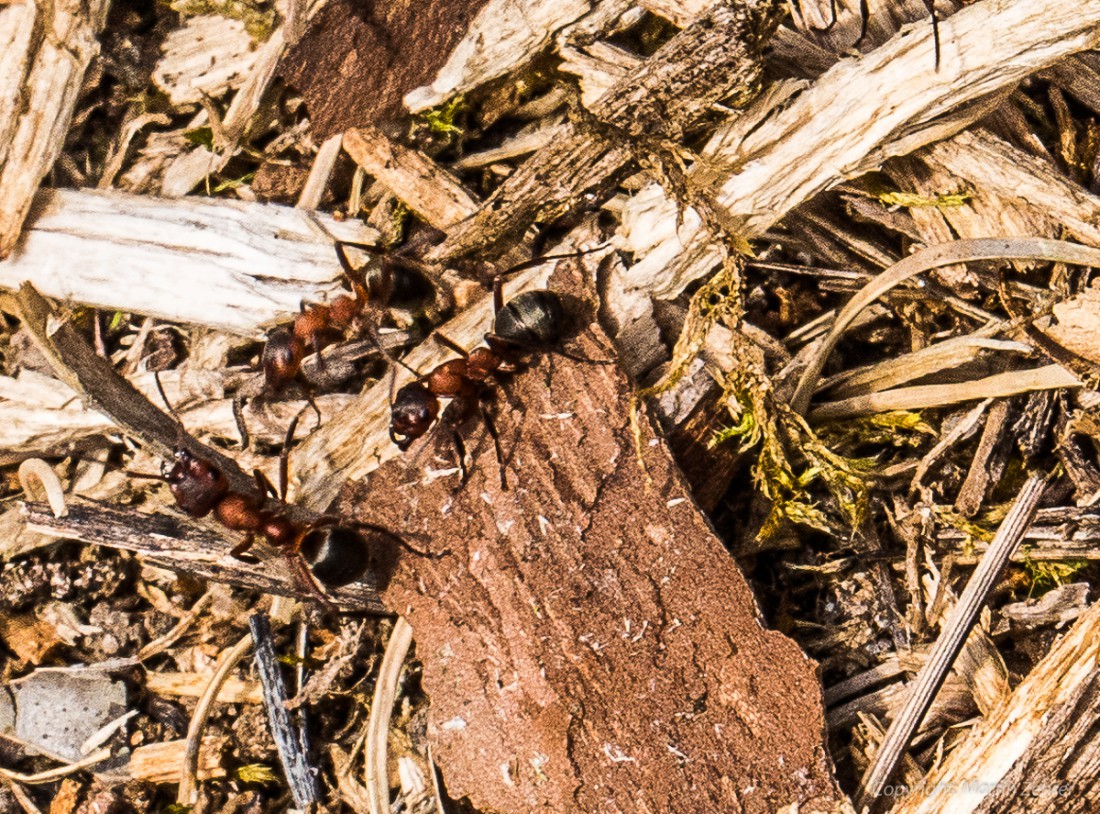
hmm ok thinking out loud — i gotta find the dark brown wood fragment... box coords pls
[22,500,389,613]
[280,0,490,139]
[338,262,842,812]
[7,283,254,497]
[428,0,785,263]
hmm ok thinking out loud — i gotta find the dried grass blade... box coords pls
[791,238,1100,415]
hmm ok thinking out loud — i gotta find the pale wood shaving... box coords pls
[343,126,478,229]
[451,121,566,171]
[152,15,262,106]
[403,0,598,113]
[0,0,110,257]
[160,0,322,197]
[126,736,227,785]
[0,189,377,336]
[145,672,262,705]
[618,0,1100,306]
[558,41,641,108]
[890,598,1100,812]
[1037,285,1100,367]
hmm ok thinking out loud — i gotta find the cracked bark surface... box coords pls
[338,262,842,813]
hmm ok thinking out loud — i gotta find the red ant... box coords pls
[390,268,609,489]
[262,241,435,394]
[154,378,422,602]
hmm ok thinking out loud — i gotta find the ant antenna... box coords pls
[278,408,308,504]
[496,244,610,282]
[154,371,177,418]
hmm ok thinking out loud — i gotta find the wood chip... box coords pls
[0,189,377,336]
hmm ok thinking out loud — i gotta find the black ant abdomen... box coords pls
[493,289,566,348]
[298,526,371,587]
[363,260,435,311]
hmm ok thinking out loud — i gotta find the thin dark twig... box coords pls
[856,470,1053,810]
[250,614,320,809]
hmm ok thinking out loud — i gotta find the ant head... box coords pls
[165,448,229,518]
[389,382,439,449]
[262,327,304,393]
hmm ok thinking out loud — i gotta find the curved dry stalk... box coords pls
[810,364,1082,422]
[136,593,213,662]
[0,747,111,785]
[16,459,67,518]
[177,633,254,806]
[790,238,1100,415]
[365,617,415,814]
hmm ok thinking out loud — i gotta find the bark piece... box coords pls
[338,263,843,813]
[22,500,389,614]
[427,0,785,263]
[280,0,491,139]
[0,189,376,336]
[0,0,110,258]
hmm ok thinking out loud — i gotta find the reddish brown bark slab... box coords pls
[280,0,489,138]
[339,264,843,812]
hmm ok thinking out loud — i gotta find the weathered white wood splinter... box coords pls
[0,0,111,257]
[0,189,377,335]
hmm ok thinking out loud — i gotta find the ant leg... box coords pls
[348,519,450,559]
[485,331,616,366]
[479,403,507,490]
[254,469,279,500]
[493,275,504,318]
[154,371,175,414]
[285,551,340,610]
[368,321,422,379]
[278,411,305,503]
[495,245,610,284]
[230,532,257,561]
[333,240,356,278]
[301,385,322,431]
[450,430,469,485]
[233,395,251,451]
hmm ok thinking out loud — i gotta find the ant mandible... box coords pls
[262,240,435,394]
[160,402,410,602]
[390,265,608,489]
